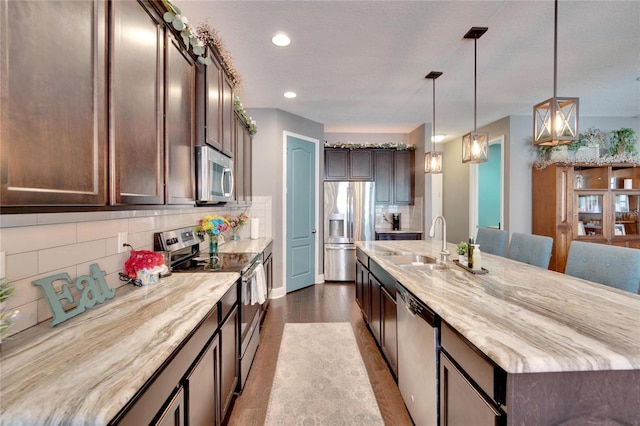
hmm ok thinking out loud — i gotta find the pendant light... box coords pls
[462,27,489,164]
[533,0,579,146]
[424,71,443,174]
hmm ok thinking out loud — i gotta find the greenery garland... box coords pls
[161,0,211,65]
[324,142,416,150]
[196,22,241,86]
[234,96,257,135]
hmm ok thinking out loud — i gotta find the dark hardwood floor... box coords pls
[226,282,413,425]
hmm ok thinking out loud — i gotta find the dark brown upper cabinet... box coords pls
[165,33,196,205]
[324,148,374,181]
[374,149,414,205]
[110,0,165,205]
[204,51,223,151]
[0,0,108,206]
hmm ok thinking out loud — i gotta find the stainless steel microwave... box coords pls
[196,145,234,204]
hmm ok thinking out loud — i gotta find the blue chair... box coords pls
[507,233,553,269]
[564,241,640,294]
[475,228,508,257]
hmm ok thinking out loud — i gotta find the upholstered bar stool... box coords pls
[507,233,554,269]
[475,228,508,257]
[564,241,640,294]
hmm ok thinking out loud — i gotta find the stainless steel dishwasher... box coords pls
[397,283,439,425]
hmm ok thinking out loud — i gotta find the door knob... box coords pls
[312,229,317,234]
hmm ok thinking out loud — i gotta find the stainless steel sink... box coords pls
[385,254,447,269]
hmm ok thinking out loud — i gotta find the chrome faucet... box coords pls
[428,215,451,263]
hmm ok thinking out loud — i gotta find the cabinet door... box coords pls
[440,352,503,426]
[325,149,349,180]
[355,260,365,309]
[111,0,164,205]
[350,150,374,180]
[393,150,413,204]
[221,75,234,157]
[0,0,107,206]
[186,335,219,426]
[220,305,238,422]
[234,116,245,202]
[381,285,398,375]
[154,386,185,426]
[165,34,195,205]
[374,151,393,204]
[243,129,253,203]
[205,54,223,151]
[369,274,382,345]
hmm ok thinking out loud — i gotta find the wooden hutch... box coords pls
[533,163,640,272]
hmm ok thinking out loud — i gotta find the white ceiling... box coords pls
[178,0,640,140]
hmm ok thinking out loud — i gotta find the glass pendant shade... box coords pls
[424,151,443,174]
[462,131,489,163]
[533,96,579,146]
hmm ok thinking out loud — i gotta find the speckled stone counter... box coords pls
[356,240,640,374]
[218,237,272,254]
[0,272,239,425]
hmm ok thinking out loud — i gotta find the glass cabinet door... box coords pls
[576,193,606,239]
[613,194,639,240]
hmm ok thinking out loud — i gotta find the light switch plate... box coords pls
[117,232,128,253]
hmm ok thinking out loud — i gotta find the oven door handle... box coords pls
[242,261,262,282]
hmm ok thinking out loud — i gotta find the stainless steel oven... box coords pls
[154,227,264,392]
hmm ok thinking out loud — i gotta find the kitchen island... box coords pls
[356,239,640,424]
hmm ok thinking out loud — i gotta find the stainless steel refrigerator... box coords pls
[324,181,375,281]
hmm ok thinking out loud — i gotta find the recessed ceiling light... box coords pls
[272,33,291,47]
[284,91,297,99]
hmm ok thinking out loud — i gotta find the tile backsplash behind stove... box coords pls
[0,197,272,336]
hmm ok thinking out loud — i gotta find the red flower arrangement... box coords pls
[124,250,165,279]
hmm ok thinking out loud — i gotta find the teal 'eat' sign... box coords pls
[32,263,116,326]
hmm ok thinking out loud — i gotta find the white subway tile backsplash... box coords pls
[38,211,108,225]
[5,252,38,282]
[9,266,77,310]
[0,214,39,228]
[0,223,77,254]
[8,300,37,335]
[128,216,159,233]
[77,219,128,242]
[38,240,106,274]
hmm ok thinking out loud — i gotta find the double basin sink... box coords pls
[380,252,448,270]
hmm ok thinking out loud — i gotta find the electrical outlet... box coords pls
[118,232,128,253]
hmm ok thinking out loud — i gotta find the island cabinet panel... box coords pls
[165,33,196,205]
[220,305,239,423]
[185,335,220,426]
[154,386,185,426]
[0,0,108,206]
[110,0,164,205]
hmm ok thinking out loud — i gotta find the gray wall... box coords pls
[247,108,324,292]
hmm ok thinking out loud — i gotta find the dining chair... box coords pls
[507,233,553,269]
[564,241,640,294]
[475,228,508,257]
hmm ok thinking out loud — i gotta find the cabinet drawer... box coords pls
[220,283,238,322]
[441,322,505,405]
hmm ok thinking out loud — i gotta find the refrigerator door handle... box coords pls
[325,245,356,251]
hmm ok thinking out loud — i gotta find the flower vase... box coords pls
[209,235,218,254]
[231,228,240,241]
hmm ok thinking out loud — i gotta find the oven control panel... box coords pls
[154,227,201,252]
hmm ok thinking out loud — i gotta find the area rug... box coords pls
[264,322,384,425]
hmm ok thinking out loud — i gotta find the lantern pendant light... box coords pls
[425,71,444,174]
[462,27,489,164]
[533,0,579,146]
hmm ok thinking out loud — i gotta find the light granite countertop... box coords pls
[356,240,640,374]
[0,272,239,425]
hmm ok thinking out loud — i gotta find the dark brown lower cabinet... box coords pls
[186,335,219,426]
[369,274,382,345]
[381,285,398,375]
[440,353,503,426]
[220,305,239,422]
[154,387,185,426]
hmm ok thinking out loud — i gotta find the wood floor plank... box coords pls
[226,282,412,425]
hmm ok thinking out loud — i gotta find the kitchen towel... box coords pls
[251,262,266,305]
[251,218,260,239]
